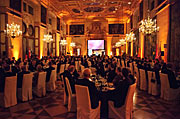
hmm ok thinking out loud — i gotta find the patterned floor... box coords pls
[0,85,180,119]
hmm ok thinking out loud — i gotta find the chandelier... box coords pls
[70,42,76,47]
[139,11,159,34]
[60,39,67,46]
[115,38,126,47]
[43,34,53,42]
[4,22,22,38]
[126,32,136,42]
[119,39,126,45]
[115,42,122,47]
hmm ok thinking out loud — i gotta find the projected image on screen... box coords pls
[88,40,104,50]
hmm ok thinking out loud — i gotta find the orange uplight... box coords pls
[116,48,119,56]
[106,37,112,56]
[11,37,21,60]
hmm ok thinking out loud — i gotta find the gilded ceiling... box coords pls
[42,0,139,21]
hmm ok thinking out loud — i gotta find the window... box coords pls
[49,18,52,25]
[10,0,21,12]
[28,5,33,15]
[139,1,143,21]
[158,0,165,6]
[57,17,60,31]
[23,2,26,12]
[151,0,155,10]
[41,5,47,24]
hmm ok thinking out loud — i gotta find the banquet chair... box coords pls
[75,61,78,70]
[108,83,137,119]
[134,67,140,87]
[18,73,33,101]
[139,69,147,91]
[160,73,180,101]
[65,64,70,70]
[33,72,47,97]
[65,78,76,112]
[52,64,57,77]
[129,63,133,75]
[0,76,17,108]
[147,71,160,96]
[59,64,65,74]
[75,85,100,119]
[61,75,68,105]
[121,61,125,68]
[46,70,56,91]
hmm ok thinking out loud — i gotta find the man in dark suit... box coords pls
[44,62,55,82]
[161,64,179,89]
[0,65,16,92]
[17,66,30,88]
[76,68,100,109]
[63,65,77,94]
[107,64,117,82]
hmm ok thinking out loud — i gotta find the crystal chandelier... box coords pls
[126,32,136,42]
[43,34,53,42]
[115,42,122,47]
[60,39,67,46]
[4,22,22,38]
[119,39,126,45]
[139,11,159,34]
[70,42,76,47]
[115,38,126,47]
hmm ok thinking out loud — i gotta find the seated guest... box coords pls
[76,68,100,109]
[29,60,37,72]
[17,66,30,88]
[11,62,20,74]
[33,64,43,87]
[44,62,55,82]
[0,65,16,92]
[107,64,117,82]
[4,65,16,77]
[63,65,77,94]
[161,64,179,89]
[112,67,123,88]
[107,68,134,107]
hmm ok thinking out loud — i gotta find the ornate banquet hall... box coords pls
[0,0,180,119]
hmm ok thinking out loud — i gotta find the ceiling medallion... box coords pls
[84,7,104,12]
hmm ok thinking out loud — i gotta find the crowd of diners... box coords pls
[0,54,179,118]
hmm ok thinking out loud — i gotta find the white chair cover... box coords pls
[33,72,47,97]
[46,70,56,91]
[61,75,68,105]
[160,73,180,101]
[75,85,100,119]
[65,78,76,112]
[134,67,140,87]
[25,65,29,71]
[21,73,33,101]
[147,71,160,96]
[52,64,57,77]
[121,61,125,68]
[109,83,137,119]
[59,64,65,74]
[65,64,70,70]
[75,61,78,70]
[129,63,133,75]
[139,69,147,91]
[0,76,17,108]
